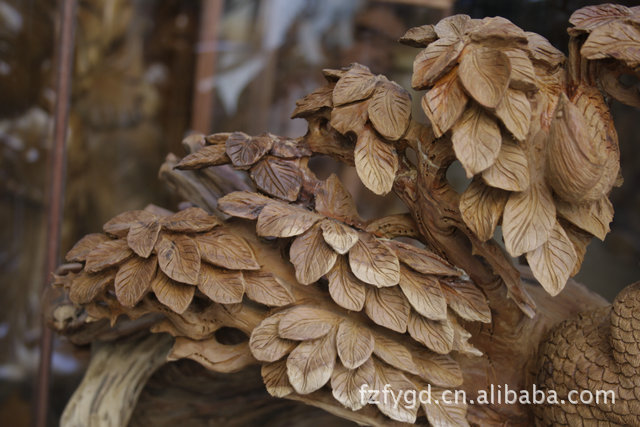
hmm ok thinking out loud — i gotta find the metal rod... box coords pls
[35,0,77,425]
[190,0,224,133]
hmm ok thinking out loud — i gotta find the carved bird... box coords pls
[535,282,640,426]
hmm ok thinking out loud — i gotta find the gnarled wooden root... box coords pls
[60,333,173,427]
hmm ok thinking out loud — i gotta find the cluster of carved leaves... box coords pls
[60,131,490,423]
[220,173,490,340]
[61,206,295,314]
[292,63,412,196]
[176,132,311,201]
[402,13,622,296]
[251,305,469,425]
[570,4,640,69]
[167,127,491,422]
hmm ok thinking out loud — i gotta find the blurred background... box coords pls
[0,0,638,425]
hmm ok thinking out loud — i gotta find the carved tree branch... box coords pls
[60,333,173,427]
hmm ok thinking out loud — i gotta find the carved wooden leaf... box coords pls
[365,214,420,239]
[349,232,400,287]
[451,104,502,177]
[467,16,527,43]
[243,271,295,307]
[127,220,161,258]
[69,269,115,305]
[290,225,337,285]
[103,210,158,237]
[256,202,322,238]
[412,38,464,90]
[330,100,369,135]
[161,207,221,233]
[398,267,447,320]
[422,67,468,137]
[368,81,412,140]
[407,312,454,354]
[326,256,366,311]
[504,48,536,91]
[66,233,109,262]
[195,229,260,270]
[176,144,230,170]
[556,196,613,241]
[286,331,337,394]
[156,234,201,285]
[399,24,437,47]
[386,240,459,276]
[315,174,361,223]
[434,14,470,39]
[291,85,333,119]
[495,88,531,142]
[151,271,195,314]
[331,358,374,411]
[205,133,232,145]
[458,47,511,109]
[570,4,631,32]
[354,126,398,196]
[502,181,556,257]
[197,263,245,304]
[365,287,410,333]
[278,307,337,341]
[320,219,359,255]
[459,179,508,242]
[250,313,297,362]
[226,132,273,167]
[412,352,463,388]
[441,279,491,323]
[336,321,374,369]
[218,191,272,220]
[373,361,419,423]
[114,255,157,307]
[372,333,417,375]
[250,157,302,202]
[525,32,565,69]
[563,223,592,276]
[481,136,530,192]
[84,239,133,273]
[423,386,470,427]
[526,221,577,296]
[332,64,378,106]
[547,94,606,202]
[262,360,293,398]
[322,68,346,82]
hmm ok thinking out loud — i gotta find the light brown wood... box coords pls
[60,333,173,427]
[48,4,640,426]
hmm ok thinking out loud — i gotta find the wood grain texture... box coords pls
[50,5,640,425]
[61,333,173,427]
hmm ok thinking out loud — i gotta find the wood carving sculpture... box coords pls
[47,4,640,426]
